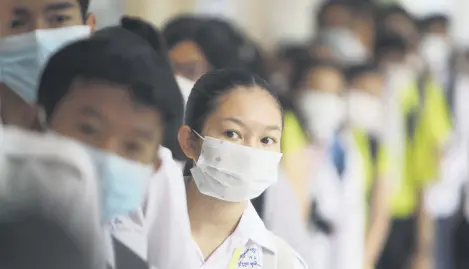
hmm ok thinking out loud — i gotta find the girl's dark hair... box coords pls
[194,19,266,77]
[182,69,281,175]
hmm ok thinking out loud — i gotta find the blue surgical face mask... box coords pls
[0,26,91,103]
[84,146,154,222]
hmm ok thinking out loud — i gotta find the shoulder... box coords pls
[268,232,308,269]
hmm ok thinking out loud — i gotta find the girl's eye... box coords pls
[261,137,276,145]
[224,130,241,140]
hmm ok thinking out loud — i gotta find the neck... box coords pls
[186,179,246,237]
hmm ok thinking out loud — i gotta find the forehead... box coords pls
[60,79,162,123]
[351,72,383,85]
[306,66,343,83]
[208,86,282,129]
[169,41,206,63]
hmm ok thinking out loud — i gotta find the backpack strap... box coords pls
[446,52,458,115]
[406,72,428,141]
[367,134,379,175]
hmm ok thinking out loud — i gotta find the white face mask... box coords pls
[347,91,383,136]
[321,27,368,65]
[0,26,91,103]
[190,136,283,202]
[420,34,451,72]
[297,91,346,142]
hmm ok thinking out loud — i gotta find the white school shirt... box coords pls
[424,75,469,218]
[263,172,314,269]
[191,202,308,269]
[306,131,366,269]
[306,144,342,269]
[111,146,197,269]
[333,131,366,269]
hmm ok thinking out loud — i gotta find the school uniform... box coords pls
[189,202,308,269]
[111,146,197,269]
[262,173,313,269]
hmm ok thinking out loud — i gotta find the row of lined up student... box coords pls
[268,3,454,269]
[0,1,307,269]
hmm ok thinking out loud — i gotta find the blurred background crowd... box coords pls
[2,0,469,268]
[145,0,467,268]
[143,0,469,268]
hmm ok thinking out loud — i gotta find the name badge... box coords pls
[237,245,263,268]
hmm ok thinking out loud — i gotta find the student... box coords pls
[375,32,452,269]
[345,64,392,268]
[178,69,307,268]
[291,58,347,269]
[36,18,193,269]
[0,0,95,128]
[314,1,368,66]
[292,59,346,143]
[163,15,209,83]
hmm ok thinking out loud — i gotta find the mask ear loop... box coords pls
[191,129,204,140]
[189,129,204,168]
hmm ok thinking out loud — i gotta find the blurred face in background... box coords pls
[297,66,347,143]
[347,71,385,136]
[169,40,211,82]
[317,4,369,67]
[419,19,452,76]
[0,0,94,128]
[0,0,94,37]
[352,7,375,55]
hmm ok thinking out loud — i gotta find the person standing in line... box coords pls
[179,69,308,268]
[0,0,95,128]
[36,17,194,269]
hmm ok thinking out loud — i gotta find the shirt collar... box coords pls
[234,202,277,253]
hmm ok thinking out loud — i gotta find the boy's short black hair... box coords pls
[345,63,380,82]
[38,19,183,129]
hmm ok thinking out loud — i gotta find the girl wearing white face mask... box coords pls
[291,60,347,269]
[178,69,307,269]
[343,64,392,269]
[293,60,347,144]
